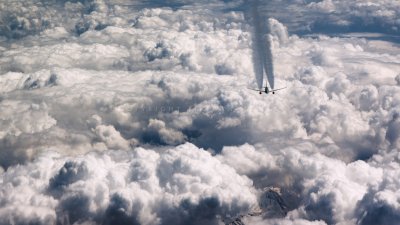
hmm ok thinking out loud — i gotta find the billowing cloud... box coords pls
[0,143,257,225]
[252,0,400,37]
[1,0,400,225]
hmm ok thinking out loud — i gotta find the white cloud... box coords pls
[0,101,56,138]
[0,143,257,225]
[1,1,400,224]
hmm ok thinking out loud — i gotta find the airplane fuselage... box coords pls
[259,87,274,94]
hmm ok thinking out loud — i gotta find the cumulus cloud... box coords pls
[250,0,400,38]
[0,143,257,225]
[1,0,400,224]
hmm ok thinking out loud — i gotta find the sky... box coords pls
[1,0,400,225]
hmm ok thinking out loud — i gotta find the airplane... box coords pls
[248,86,286,94]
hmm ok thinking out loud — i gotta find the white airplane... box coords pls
[248,86,286,94]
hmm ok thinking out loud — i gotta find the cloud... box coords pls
[1,1,400,225]
[219,142,388,225]
[247,0,400,38]
[354,148,400,225]
[0,143,257,225]
[242,217,328,225]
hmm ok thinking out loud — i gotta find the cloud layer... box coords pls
[0,143,256,225]
[255,0,400,37]
[1,0,400,225]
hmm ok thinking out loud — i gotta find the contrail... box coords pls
[247,0,275,90]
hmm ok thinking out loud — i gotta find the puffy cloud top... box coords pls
[0,143,257,225]
[1,0,400,225]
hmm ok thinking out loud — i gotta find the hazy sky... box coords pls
[1,0,400,225]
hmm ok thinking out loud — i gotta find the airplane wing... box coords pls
[271,87,287,92]
[247,88,262,92]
